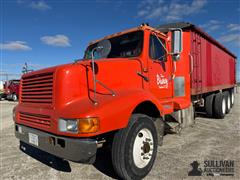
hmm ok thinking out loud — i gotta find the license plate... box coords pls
[28,133,39,146]
[18,126,23,134]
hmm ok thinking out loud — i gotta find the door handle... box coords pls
[189,53,194,74]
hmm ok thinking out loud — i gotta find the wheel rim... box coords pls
[13,95,17,101]
[227,95,231,110]
[133,128,154,168]
[222,98,226,114]
[231,93,234,105]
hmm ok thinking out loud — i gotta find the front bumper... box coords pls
[15,123,97,163]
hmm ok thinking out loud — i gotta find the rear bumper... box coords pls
[15,123,97,163]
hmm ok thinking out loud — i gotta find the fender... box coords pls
[58,88,165,137]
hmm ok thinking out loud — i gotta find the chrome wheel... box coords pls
[222,98,226,114]
[133,128,154,168]
[12,94,18,101]
[231,92,234,105]
[227,95,231,110]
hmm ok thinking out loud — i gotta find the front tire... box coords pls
[12,94,18,101]
[111,114,158,180]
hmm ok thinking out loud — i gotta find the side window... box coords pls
[149,35,166,61]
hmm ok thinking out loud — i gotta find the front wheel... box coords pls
[12,94,18,101]
[111,114,158,180]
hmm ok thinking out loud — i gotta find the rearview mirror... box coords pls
[171,29,182,61]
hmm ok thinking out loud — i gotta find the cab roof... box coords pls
[89,25,166,46]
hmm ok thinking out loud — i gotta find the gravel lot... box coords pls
[1,92,240,180]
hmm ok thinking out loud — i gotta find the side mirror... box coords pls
[171,29,182,61]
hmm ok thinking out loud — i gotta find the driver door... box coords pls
[148,34,173,99]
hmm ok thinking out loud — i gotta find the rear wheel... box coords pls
[205,94,215,117]
[230,89,235,107]
[224,91,231,114]
[111,114,158,180]
[213,92,226,119]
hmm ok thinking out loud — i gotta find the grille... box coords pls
[21,72,53,104]
[19,112,51,128]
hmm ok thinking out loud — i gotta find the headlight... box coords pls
[58,117,99,134]
[58,119,78,133]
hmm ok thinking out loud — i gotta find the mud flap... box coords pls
[173,103,195,129]
[165,103,195,134]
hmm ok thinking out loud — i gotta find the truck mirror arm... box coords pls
[91,47,116,105]
[137,72,149,82]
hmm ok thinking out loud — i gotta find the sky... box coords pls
[0,0,240,81]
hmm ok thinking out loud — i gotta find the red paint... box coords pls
[14,24,236,138]
[190,31,236,95]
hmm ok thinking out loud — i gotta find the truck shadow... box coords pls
[93,148,120,179]
[20,141,119,178]
[19,141,72,172]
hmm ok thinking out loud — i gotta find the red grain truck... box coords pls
[14,22,236,179]
[1,79,20,101]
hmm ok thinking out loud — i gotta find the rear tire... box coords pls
[223,91,231,114]
[213,92,226,119]
[205,94,215,117]
[230,88,235,107]
[111,114,158,180]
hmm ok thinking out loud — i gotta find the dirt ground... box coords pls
[0,92,240,180]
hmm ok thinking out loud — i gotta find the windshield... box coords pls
[11,80,20,85]
[84,30,143,59]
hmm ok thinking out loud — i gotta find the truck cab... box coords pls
[14,24,196,179]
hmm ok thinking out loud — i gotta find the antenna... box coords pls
[22,62,33,74]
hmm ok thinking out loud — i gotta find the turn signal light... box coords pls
[78,118,99,133]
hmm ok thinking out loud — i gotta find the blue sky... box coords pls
[0,0,240,81]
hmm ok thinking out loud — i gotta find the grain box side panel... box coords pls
[190,31,236,95]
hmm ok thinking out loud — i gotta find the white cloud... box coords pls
[0,41,32,51]
[40,35,71,47]
[30,1,51,10]
[137,0,207,21]
[199,20,222,32]
[218,34,240,48]
[227,24,240,32]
